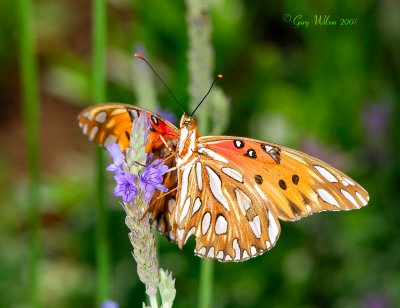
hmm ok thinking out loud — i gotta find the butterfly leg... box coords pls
[154,186,178,201]
[159,135,176,153]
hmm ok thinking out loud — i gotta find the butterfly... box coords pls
[78,103,369,262]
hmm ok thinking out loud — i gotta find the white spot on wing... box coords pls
[197,247,206,256]
[344,177,355,186]
[225,255,232,261]
[185,227,196,244]
[265,240,271,249]
[83,111,92,121]
[207,247,215,258]
[254,184,269,202]
[249,215,261,238]
[317,188,339,207]
[342,180,349,186]
[198,148,228,163]
[128,109,138,118]
[205,166,230,211]
[215,215,228,235]
[180,166,191,207]
[168,198,176,213]
[235,188,252,216]
[233,239,241,261]
[104,134,117,145]
[262,144,273,152]
[191,198,202,216]
[179,197,191,223]
[250,246,257,256]
[314,165,338,183]
[341,189,359,208]
[83,124,88,134]
[177,229,184,241]
[356,192,368,206]
[95,111,107,123]
[201,212,211,235]
[89,126,98,141]
[242,250,249,259]
[268,211,279,244]
[196,162,203,191]
[221,167,243,182]
[216,251,224,260]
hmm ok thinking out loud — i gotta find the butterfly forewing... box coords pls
[78,103,180,239]
[78,103,178,152]
[199,136,369,222]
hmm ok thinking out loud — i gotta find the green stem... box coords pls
[92,0,109,305]
[185,1,215,307]
[198,260,214,308]
[17,0,41,306]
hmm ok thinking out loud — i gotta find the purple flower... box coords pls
[106,143,125,174]
[114,172,137,203]
[100,300,119,308]
[140,159,169,202]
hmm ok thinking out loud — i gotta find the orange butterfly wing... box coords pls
[167,136,369,262]
[78,103,178,152]
[168,155,281,261]
[199,136,369,221]
[78,103,179,234]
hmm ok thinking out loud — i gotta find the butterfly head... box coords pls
[180,114,197,130]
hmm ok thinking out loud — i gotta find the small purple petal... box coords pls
[106,143,125,175]
[139,159,169,202]
[106,143,124,164]
[114,173,137,203]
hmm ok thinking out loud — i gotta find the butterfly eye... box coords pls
[184,120,190,127]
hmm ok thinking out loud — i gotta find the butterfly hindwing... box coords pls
[167,151,281,262]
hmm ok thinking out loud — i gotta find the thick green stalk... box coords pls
[186,0,214,133]
[185,1,214,307]
[92,0,109,305]
[17,0,41,306]
[198,260,214,308]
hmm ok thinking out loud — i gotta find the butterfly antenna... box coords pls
[134,53,185,114]
[190,74,223,117]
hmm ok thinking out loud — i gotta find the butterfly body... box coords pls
[78,103,369,262]
[175,115,200,166]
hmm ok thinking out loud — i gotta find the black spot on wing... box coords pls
[233,139,245,149]
[245,149,257,158]
[255,174,263,184]
[279,179,287,190]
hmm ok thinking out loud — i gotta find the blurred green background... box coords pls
[1,0,399,307]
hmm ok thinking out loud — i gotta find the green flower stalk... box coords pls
[106,112,175,308]
[185,1,230,307]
